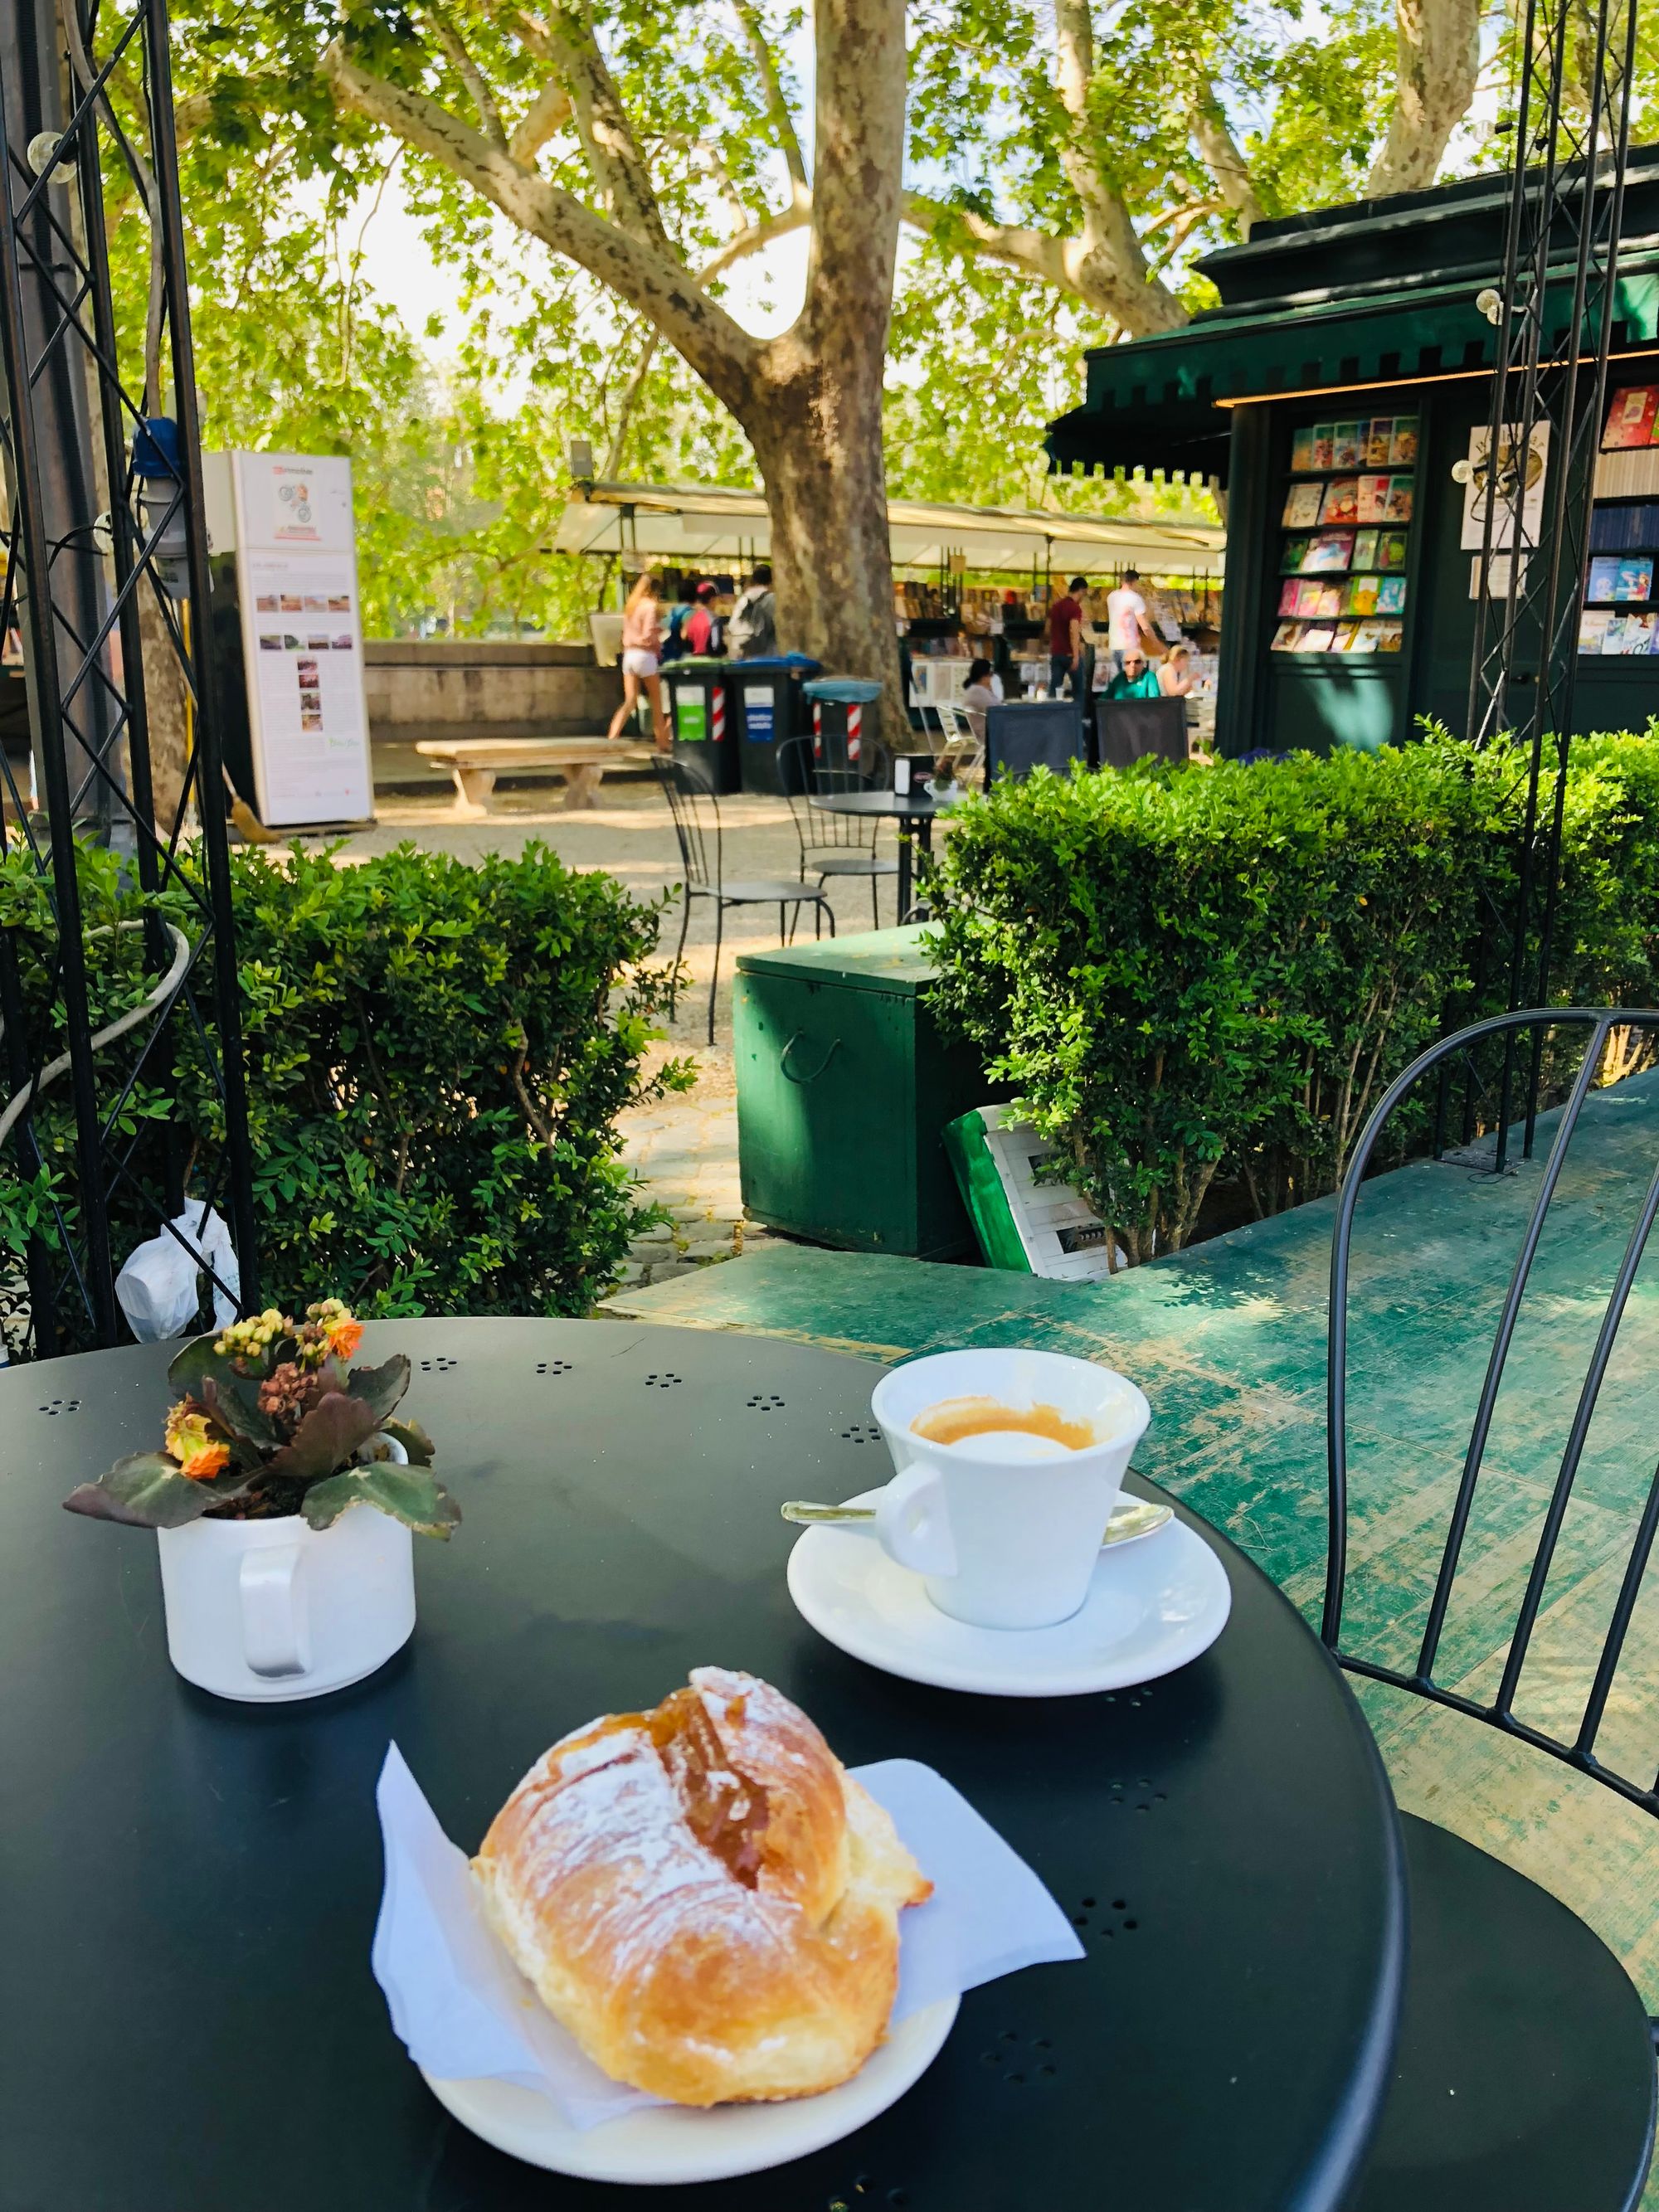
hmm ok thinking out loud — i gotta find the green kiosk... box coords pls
[1048,151,1659,756]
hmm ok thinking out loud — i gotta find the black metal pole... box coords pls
[143,0,260,1307]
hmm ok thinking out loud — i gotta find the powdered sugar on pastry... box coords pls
[473,1671,929,2106]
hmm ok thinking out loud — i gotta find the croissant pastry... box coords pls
[474,1667,931,2105]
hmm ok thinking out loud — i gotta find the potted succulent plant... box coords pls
[65,1301,460,1703]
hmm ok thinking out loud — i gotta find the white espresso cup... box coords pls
[864,1349,1151,1630]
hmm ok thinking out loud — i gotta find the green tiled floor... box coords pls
[613,1072,1659,2059]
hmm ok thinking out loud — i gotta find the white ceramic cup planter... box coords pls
[156,1440,416,1702]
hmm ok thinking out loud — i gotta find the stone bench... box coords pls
[413,737,656,818]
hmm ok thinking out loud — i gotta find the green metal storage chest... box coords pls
[732,926,990,1259]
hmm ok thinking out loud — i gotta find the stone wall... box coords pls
[363,640,622,740]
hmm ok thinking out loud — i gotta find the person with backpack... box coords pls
[729,563,777,659]
[684,579,725,656]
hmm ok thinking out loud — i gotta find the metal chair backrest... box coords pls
[1097,695,1188,770]
[932,697,982,767]
[985,698,1086,782]
[653,754,722,892]
[779,736,878,856]
[1326,1006,1659,1821]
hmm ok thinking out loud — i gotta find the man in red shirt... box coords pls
[1048,576,1087,695]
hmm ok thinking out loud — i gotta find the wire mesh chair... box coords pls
[776,737,898,931]
[930,698,984,783]
[1326,1006,1659,2212]
[654,756,835,1044]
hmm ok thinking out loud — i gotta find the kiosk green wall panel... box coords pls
[732,927,990,1259]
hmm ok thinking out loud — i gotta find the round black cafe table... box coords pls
[809,788,954,916]
[0,1319,1403,2212]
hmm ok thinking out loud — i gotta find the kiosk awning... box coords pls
[554,480,1224,575]
[1048,148,1659,488]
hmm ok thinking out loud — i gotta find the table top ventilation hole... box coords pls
[37,1398,82,1416]
[1073,1895,1138,1946]
[746,1392,786,1411]
[642,1371,684,1388]
[534,1359,573,1377]
[978,2029,1059,2087]
[416,1356,460,1374]
[838,1422,883,1443]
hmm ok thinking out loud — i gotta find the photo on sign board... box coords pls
[308,633,333,650]
[255,593,280,612]
[259,633,282,650]
[333,634,354,651]
[304,595,328,612]
[299,690,322,712]
[328,594,351,612]
[283,632,301,649]
[297,659,319,684]
[280,594,302,612]
[301,710,324,731]
[1459,421,1549,549]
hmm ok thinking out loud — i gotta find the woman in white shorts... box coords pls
[607,571,672,748]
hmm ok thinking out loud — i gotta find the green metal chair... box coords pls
[1326,1006,1659,2212]
[777,735,898,931]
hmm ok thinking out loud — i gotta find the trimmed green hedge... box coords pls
[927,732,1659,1264]
[1,839,688,1340]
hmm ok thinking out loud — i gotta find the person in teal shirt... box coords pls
[1105,650,1161,700]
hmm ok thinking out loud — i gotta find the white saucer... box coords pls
[786,1491,1231,1697]
[421,1996,959,2184]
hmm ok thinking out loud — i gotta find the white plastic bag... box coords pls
[115,1204,241,1342]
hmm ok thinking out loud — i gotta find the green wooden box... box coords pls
[733,927,990,1259]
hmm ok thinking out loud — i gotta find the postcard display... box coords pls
[216,452,373,827]
[1271,415,1417,657]
[1582,387,1659,659]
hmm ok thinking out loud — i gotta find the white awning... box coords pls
[553,479,1224,577]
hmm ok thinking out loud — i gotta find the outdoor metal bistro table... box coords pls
[809,787,954,917]
[1,1319,1404,2211]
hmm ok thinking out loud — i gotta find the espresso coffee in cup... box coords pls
[860,1350,1151,1630]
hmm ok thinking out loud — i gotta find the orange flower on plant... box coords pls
[163,1400,232,1481]
[307,1298,362,1361]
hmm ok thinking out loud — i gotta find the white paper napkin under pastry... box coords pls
[372,1742,1084,2132]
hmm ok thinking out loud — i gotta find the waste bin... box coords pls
[732,654,821,795]
[664,658,738,793]
[733,924,995,1257]
[803,677,883,781]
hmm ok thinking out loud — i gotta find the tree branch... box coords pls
[735,2,808,187]
[508,76,572,163]
[1191,88,1264,236]
[698,191,814,283]
[1367,0,1481,196]
[902,190,1071,288]
[321,44,761,408]
[542,0,674,254]
[425,4,507,146]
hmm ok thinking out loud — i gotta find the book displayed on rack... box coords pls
[1586,554,1654,604]
[1276,415,1418,654]
[1291,415,1418,474]
[1603,386,1659,450]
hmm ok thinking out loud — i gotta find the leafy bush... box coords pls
[927,732,1659,1264]
[0,838,688,1344]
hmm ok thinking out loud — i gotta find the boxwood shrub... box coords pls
[927,731,1659,1265]
[0,838,688,1342]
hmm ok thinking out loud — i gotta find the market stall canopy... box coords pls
[1048,146,1659,489]
[555,480,1224,574]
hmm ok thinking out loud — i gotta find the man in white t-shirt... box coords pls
[1106,571,1149,668]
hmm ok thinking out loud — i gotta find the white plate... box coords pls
[787,1491,1231,1698]
[421,1996,959,2185]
